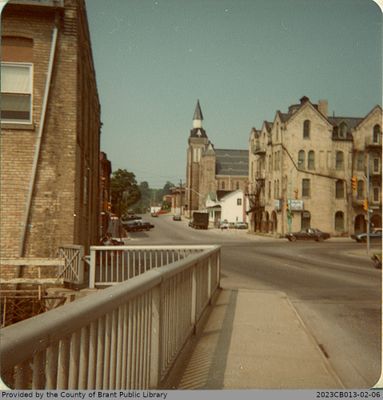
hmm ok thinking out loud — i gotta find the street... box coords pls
[128,213,381,388]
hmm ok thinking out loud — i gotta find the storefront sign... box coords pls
[288,199,304,211]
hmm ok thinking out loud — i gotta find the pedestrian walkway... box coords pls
[165,288,344,389]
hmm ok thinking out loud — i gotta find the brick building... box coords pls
[0,0,101,276]
[99,152,112,239]
[248,96,382,236]
[185,100,248,217]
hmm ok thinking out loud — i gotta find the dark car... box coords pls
[351,229,382,243]
[123,220,154,232]
[286,228,330,242]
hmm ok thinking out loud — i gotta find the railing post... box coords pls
[89,247,96,289]
[78,246,85,285]
[149,284,161,388]
[207,256,212,302]
[191,265,197,329]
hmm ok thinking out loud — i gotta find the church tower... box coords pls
[186,100,209,217]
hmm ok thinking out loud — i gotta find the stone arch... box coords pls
[354,214,366,234]
[371,214,382,229]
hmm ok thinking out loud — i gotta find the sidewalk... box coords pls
[167,288,344,389]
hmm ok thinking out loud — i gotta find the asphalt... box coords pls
[167,288,345,389]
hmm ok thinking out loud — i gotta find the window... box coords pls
[356,152,364,171]
[308,151,315,170]
[339,122,348,138]
[1,63,33,123]
[357,180,364,199]
[302,179,310,197]
[335,180,344,199]
[268,181,271,199]
[298,150,305,169]
[221,181,225,190]
[237,198,242,206]
[236,181,240,190]
[303,120,310,139]
[335,211,344,232]
[335,151,344,170]
[373,124,381,144]
[373,187,380,203]
[373,158,380,173]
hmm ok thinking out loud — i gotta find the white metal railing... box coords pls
[0,245,221,390]
[89,245,214,288]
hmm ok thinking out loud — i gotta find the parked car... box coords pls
[351,229,382,243]
[219,220,230,229]
[123,220,154,232]
[235,222,248,230]
[286,228,330,242]
[151,212,159,217]
[173,214,181,221]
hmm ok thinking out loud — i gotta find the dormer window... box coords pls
[373,124,381,143]
[303,120,310,139]
[339,122,347,138]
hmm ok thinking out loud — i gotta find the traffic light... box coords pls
[351,176,357,192]
[363,199,368,211]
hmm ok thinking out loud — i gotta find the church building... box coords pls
[185,101,249,218]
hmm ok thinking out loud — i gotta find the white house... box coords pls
[206,190,247,226]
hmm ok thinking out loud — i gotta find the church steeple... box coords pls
[193,100,204,128]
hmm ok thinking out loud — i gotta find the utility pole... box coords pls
[366,151,371,254]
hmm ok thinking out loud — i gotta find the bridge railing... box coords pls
[89,245,214,288]
[0,245,221,390]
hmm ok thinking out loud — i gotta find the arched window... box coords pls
[298,150,305,168]
[303,120,310,139]
[373,124,381,144]
[357,180,364,199]
[308,151,315,170]
[335,211,344,232]
[339,122,348,138]
[335,180,344,198]
[335,151,344,170]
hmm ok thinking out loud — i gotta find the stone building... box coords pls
[0,0,101,276]
[248,96,382,236]
[185,100,249,217]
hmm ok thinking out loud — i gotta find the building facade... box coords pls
[0,0,101,276]
[248,96,382,236]
[186,100,249,217]
[99,152,112,239]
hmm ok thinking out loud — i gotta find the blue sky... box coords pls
[85,0,382,188]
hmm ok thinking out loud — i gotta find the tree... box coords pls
[110,169,141,217]
[131,181,152,213]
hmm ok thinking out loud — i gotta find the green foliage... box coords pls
[110,169,141,217]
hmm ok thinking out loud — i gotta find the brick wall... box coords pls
[0,0,100,281]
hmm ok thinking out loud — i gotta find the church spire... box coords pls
[193,100,203,128]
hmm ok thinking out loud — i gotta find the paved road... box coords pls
[128,214,382,388]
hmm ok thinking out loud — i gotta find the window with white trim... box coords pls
[1,62,33,123]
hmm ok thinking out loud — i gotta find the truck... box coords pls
[150,206,161,216]
[189,212,209,230]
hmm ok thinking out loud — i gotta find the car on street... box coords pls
[351,229,382,243]
[123,220,154,232]
[173,214,182,221]
[285,228,330,242]
[235,222,248,230]
[219,220,230,229]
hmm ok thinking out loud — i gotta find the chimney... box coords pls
[318,100,328,117]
